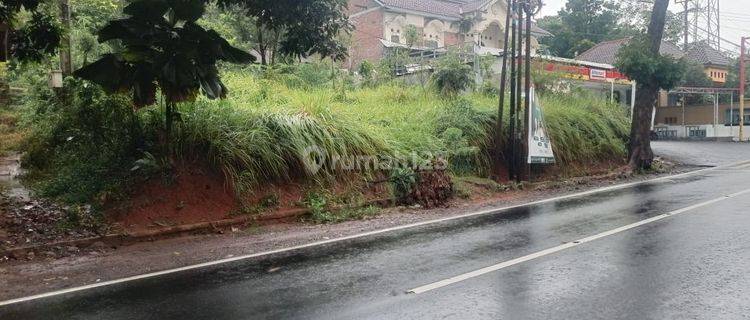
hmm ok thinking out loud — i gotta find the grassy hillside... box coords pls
[17,64,630,206]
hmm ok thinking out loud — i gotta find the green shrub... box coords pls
[432,53,473,96]
[23,78,149,204]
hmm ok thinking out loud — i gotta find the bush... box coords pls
[432,53,473,96]
[22,78,150,204]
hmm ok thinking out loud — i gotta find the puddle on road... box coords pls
[0,153,30,201]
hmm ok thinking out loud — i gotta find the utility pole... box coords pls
[741,37,747,142]
[494,0,513,181]
[514,1,523,182]
[675,0,722,51]
[508,0,518,181]
[676,0,689,50]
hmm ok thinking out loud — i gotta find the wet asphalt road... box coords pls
[4,163,750,319]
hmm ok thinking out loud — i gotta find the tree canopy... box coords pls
[74,0,254,108]
[537,0,683,58]
[615,37,685,91]
[216,0,351,63]
[537,0,620,57]
[1,0,62,63]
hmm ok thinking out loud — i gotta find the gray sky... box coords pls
[538,0,750,53]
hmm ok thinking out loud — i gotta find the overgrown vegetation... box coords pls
[12,61,630,209]
[2,1,630,221]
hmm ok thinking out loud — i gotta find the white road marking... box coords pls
[407,188,750,294]
[1,160,749,307]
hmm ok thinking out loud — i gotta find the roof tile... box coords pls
[576,38,685,65]
[685,41,731,67]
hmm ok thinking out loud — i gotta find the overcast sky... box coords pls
[538,0,750,53]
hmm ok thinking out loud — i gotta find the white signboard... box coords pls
[528,86,556,164]
[590,68,607,80]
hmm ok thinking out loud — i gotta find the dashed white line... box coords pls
[407,188,750,294]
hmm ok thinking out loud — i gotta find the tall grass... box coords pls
[540,93,630,168]
[216,67,630,178]
[174,100,388,194]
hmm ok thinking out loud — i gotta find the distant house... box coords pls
[576,37,731,86]
[346,0,551,70]
[685,41,732,85]
[577,38,740,140]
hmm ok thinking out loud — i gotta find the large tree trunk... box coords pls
[629,86,658,168]
[628,0,669,170]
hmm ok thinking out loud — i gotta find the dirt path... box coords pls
[0,164,696,301]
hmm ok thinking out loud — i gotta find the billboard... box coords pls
[528,86,556,164]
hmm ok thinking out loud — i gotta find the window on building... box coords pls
[391,35,400,43]
[425,40,439,48]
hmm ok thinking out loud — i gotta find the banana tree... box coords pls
[74,0,254,144]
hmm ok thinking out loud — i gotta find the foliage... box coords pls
[303,190,330,221]
[540,91,630,168]
[69,0,123,66]
[358,60,376,86]
[174,99,387,195]
[681,61,712,87]
[614,0,682,44]
[404,24,420,48]
[537,0,683,58]
[9,10,62,62]
[2,1,62,63]
[537,0,621,57]
[0,0,42,22]
[435,98,493,176]
[74,0,254,108]
[18,62,632,206]
[217,0,352,62]
[431,53,472,96]
[389,167,417,203]
[615,37,685,91]
[22,78,148,205]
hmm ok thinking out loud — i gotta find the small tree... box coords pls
[432,53,472,96]
[404,24,420,48]
[74,0,254,145]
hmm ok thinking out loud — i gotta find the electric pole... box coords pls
[675,0,722,51]
[676,0,689,49]
[508,0,517,181]
[494,0,513,181]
